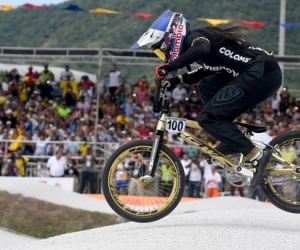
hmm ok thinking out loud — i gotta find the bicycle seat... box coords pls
[234,122,267,133]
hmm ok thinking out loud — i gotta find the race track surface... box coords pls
[1,178,299,250]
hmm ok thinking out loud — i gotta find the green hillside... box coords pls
[0,0,299,87]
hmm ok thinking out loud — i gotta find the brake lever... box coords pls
[161,81,170,94]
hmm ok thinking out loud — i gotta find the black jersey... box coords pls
[169,28,271,78]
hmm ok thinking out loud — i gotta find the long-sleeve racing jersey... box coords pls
[169,28,271,84]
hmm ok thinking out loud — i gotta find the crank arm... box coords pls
[235,166,254,179]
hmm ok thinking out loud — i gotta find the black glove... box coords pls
[164,76,181,91]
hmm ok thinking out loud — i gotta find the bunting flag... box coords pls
[90,8,122,14]
[0,3,299,29]
[22,3,51,9]
[238,20,266,28]
[280,23,300,28]
[129,13,154,18]
[197,18,231,26]
[59,4,85,11]
[0,4,14,11]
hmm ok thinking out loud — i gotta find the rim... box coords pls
[267,138,300,205]
[107,145,181,217]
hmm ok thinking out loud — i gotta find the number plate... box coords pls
[165,118,186,134]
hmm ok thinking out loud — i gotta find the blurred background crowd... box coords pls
[0,62,299,198]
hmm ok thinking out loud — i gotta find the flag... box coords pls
[90,8,122,14]
[130,13,154,18]
[59,4,85,11]
[280,23,300,28]
[238,20,266,28]
[22,3,51,9]
[197,18,231,26]
[0,4,14,11]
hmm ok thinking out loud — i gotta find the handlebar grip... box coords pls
[159,68,168,76]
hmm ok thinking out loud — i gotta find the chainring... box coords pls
[223,154,251,188]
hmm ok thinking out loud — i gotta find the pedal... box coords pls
[235,166,254,178]
[292,166,300,177]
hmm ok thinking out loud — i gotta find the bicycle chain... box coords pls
[270,177,300,185]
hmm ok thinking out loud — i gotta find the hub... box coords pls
[138,175,153,186]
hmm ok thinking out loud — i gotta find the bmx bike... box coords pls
[103,79,300,223]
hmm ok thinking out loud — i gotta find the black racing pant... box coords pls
[197,56,282,155]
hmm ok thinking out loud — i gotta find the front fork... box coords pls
[144,113,168,178]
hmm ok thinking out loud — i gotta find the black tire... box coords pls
[261,130,300,213]
[102,140,185,222]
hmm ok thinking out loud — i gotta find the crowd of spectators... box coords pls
[0,61,299,198]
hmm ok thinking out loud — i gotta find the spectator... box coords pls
[185,157,203,198]
[127,153,147,196]
[14,151,29,177]
[104,64,122,103]
[132,75,149,93]
[79,84,93,104]
[136,120,149,139]
[271,93,280,115]
[33,133,51,158]
[161,162,174,197]
[60,63,74,81]
[19,82,30,104]
[123,97,136,118]
[3,153,18,177]
[76,96,90,114]
[51,82,64,100]
[136,84,148,105]
[205,165,222,198]
[40,64,53,83]
[172,83,187,104]
[7,68,20,85]
[3,109,17,128]
[67,116,78,133]
[66,133,80,155]
[46,150,67,177]
[49,73,58,87]
[115,163,128,195]
[280,86,290,101]
[65,151,79,177]
[38,79,53,100]
[115,109,130,128]
[181,153,192,182]
[63,84,77,109]
[79,75,94,90]
[56,101,71,118]
[2,76,11,96]
[25,66,37,97]
[229,184,244,197]
[78,147,97,194]
[79,137,89,155]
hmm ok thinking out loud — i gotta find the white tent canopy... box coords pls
[0,63,97,83]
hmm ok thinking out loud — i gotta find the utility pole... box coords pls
[278,0,286,88]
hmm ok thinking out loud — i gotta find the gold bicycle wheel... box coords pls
[262,130,300,212]
[102,140,185,222]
